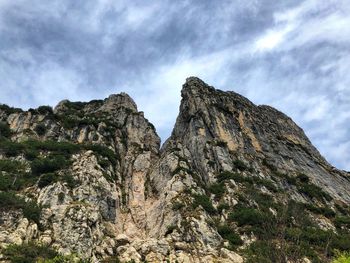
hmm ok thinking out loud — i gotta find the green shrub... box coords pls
[0,192,41,224]
[101,257,122,263]
[0,104,22,114]
[65,101,86,111]
[332,251,350,263]
[59,116,79,129]
[335,216,350,228]
[62,174,79,188]
[0,140,25,157]
[98,158,110,169]
[58,192,65,203]
[217,224,243,246]
[83,144,117,166]
[217,171,253,184]
[275,172,297,185]
[0,159,23,173]
[23,140,80,155]
[2,242,58,263]
[233,159,248,171]
[38,173,57,188]
[297,173,310,183]
[216,171,235,182]
[0,172,12,190]
[172,201,185,211]
[0,121,11,138]
[23,200,42,225]
[192,194,216,215]
[262,158,277,172]
[31,155,70,175]
[229,207,268,227]
[304,204,335,218]
[0,191,25,208]
[0,171,37,191]
[208,182,225,199]
[37,106,53,115]
[331,233,350,251]
[34,124,47,136]
[217,202,230,213]
[214,140,227,147]
[24,148,40,160]
[253,177,278,192]
[299,227,332,246]
[244,240,278,263]
[298,183,332,201]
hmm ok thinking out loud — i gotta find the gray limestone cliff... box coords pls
[0,77,349,263]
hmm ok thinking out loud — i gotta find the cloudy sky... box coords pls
[0,0,349,171]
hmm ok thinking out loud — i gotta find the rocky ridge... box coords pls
[0,77,349,262]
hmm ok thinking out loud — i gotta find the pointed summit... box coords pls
[102,92,137,112]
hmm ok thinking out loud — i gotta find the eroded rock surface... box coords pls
[0,77,349,262]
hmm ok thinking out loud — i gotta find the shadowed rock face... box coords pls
[0,77,349,262]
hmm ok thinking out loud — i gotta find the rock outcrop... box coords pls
[0,77,349,262]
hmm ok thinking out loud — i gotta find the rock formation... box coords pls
[0,77,349,262]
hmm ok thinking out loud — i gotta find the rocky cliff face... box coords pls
[0,77,349,263]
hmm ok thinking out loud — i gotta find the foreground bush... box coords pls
[2,242,58,263]
[332,251,350,263]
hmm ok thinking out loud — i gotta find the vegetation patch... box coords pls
[0,121,12,138]
[0,192,41,224]
[304,203,335,218]
[38,173,57,188]
[213,140,227,147]
[0,103,23,115]
[1,242,58,263]
[172,201,185,211]
[34,123,47,136]
[208,182,225,199]
[216,171,278,192]
[37,105,53,115]
[229,207,268,227]
[217,224,243,247]
[335,216,350,228]
[192,194,216,215]
[31,155,70,175]
[298,183,332,202]
[233,159,248,171]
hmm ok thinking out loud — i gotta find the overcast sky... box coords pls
[0,0,349,171]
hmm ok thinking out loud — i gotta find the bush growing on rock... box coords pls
[192,194,216,215]
[0,192,41,224]
[217,224,243,247]
[332,251,350,263]
[0,103,22,114]
[233,159,248,171]
[0,121,11,138]
[229,207,268,227]
[34,123,47,136]
[38,173,57,188]
[2,243,53,262]
[31,155,70,175]
[37,105,53,115]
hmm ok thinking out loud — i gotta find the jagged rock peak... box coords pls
[103,92,138,112]
[182,76,214,97]
[53,92,137,114]
[182,76,255,107]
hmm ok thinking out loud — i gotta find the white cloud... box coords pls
[254,24,294,52]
